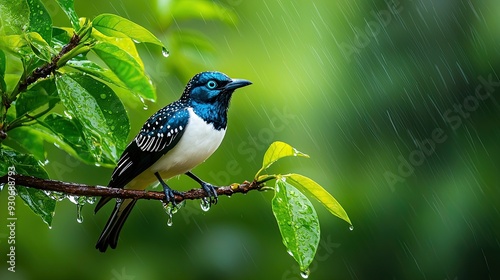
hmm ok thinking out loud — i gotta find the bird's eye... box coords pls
[206,80,218,89]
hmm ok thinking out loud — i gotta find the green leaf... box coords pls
[55,73,129,161]
[286,173,352,226]
[34,114,114,167]
[92,41,156,101]
[55,0,80,30]
[0,147,55,226]
[0,49,6,93]
[52,27,72,49]
[272,179,320,272]
[15,77,59,118]
[66,58,127,89]
[170,0,237,25]
[27,0,52,43]
[0,34,33,58]
[25,32,54,62]
[171,30,216,53]
[256,141,309,178]
[0,1,29,35]
[92,14,164,47]
[0,32,53,62]
[4,126,46,161]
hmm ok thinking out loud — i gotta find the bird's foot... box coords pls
[201,182,218,206]
[163,187,184,206]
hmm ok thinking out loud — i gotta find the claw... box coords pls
[201,183,218,206]
[163,186,177,206]
[155,172,182,206]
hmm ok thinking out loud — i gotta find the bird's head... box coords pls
[182,71,252,107]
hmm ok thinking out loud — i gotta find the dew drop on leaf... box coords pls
[162,47,170,58]
[349,225,354,231]
[300,268,310,279]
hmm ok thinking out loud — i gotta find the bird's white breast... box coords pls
[149,108,226,179]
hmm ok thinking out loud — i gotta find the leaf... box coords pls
[15,78,59,117]
[0,34,33,58]
[171,30,216,53]
[92,14,164,47]
[33,114,115,167]
[286,174,352,226]
[66,58,127,89]
[0,147,55,226]
[170,0,237,25]
[0,49,6,93]
[272,179,320,272]
[256,141,309,178]
[25,32,54,62]
[0,1,29,35]
[55,73,130,161]
[92,41,156,101]
[55,0,80,30]
[27,0,52,43]
[52,27,72,49]
[4,126,46,161]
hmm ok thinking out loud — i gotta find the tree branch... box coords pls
[17,33,82,94]
[0,174,266,203]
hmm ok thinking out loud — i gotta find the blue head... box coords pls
[181,71,252,129]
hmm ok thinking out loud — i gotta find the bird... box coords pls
[94,71,252,252]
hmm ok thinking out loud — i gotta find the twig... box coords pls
[17,33,82,93]
[0,174,265,203]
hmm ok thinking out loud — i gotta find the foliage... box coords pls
[0,0,351,276]
[0,0,232,224]
[256,141,351,273]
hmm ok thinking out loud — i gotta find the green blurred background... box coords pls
[1,0,500,279]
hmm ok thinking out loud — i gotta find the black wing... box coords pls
[95,104,189,212]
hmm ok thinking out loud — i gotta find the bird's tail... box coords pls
[95,198,137,252]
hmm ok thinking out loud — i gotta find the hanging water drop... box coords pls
[162,202,175,226]
[162,47,170,58]
[86,197,97,204]
[349,225,354,231]
[76,204,84,223]
[300,268,310,279]
[200,198,211,212]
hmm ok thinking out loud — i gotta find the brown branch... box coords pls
[0,174,266,203]
[18,33,82,93]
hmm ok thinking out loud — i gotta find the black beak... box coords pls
[224,79,252,91]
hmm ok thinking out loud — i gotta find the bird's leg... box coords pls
[185,171,218,205]
[155,172,182,205]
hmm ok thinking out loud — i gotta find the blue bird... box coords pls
[95,71,252,252]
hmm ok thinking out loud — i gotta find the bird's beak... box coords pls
[224,79,252,91]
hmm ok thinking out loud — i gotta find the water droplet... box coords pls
[76,204,84,223]
[68,195,79,204]
[166,212,173,226]
[287,249,294,257]
[162,47,170,57]
[162,202,177,226]
[0,183,4,191]
[300,268,310,279]
[200,198,211,212]
[100,93,107,99]
[349,225,354,231]
[86,197,97,204]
